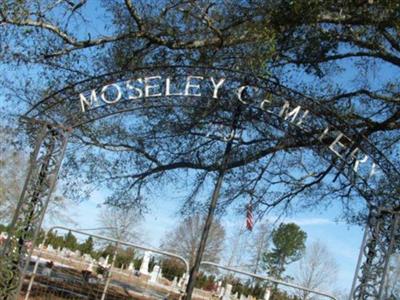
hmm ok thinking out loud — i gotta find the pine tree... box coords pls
[263,223,307,280]
[63,231,78,251]
[79,236,94,255]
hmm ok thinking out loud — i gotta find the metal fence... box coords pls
[18,226,339,300]
[20,226,189,300]
[199,261,337,300]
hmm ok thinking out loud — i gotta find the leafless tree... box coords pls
[224,220,271,273]
[293,240,338,300]
[97,205,142,243]
[249,221,272,274]
[161,213,225,267]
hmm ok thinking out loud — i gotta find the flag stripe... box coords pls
[246,204,254,231]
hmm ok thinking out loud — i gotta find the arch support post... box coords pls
[351,208,400,300]
[0,120,70,299]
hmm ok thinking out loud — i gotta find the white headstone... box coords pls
[219,287,226,298]
[149,265,160,283]
[177,273,189,289]
[263,289,271,300]
[172,277,178,288]
[128,262,134,271]
[139,251,151,275]
[240,294,247,300]
[217,280,222,293]
[177,276,183,288]
[83,253,93,262]
[222,284,233,300]
[61,248,68,257]
[99,255,110,268]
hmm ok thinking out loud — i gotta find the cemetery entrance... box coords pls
[0,66,399,300]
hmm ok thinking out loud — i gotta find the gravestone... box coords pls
[217,280,222,294]
[83,253,93,262]
[222,284,232,300]
[60,248,68,257]
[219,287,226,299]
[99,255,110,268]
[263,289,271,300]
[149,265,160,283]
[140,251,151,275]
[172,276,178,288]
[128,262,134,271]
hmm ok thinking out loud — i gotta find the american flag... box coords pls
[246,203,254,231]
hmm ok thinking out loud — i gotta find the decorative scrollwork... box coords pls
[0,121,69,299]
[352,209,400,299]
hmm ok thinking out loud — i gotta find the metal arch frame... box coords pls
[23,225,190,300]
[200,261,337,300]
[350,209,400,300]
[0,66,398,299]
[23,65,400,188]
[0,118,71,300]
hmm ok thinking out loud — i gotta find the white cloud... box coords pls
[284,217,335,226]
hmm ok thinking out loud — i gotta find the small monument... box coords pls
[178,273,189,289]
[222,284,233,300]
[172,276,178,288]
[219,287,226,299]
[263,289,271,300]
[149,265,160,283]
[139,251,151,275]
[83,253,93,262]
[128,262,134,271]
[99,255,110,268]
[216,280,222,294]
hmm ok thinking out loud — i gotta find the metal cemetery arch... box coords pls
[0,66,399,300]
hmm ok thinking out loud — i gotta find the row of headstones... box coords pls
[42,246,178,286]
[217,283,271,300]
[43,243,78,257]
[135,251,188,288]
[41,245,270,299]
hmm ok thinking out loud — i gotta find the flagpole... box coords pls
[184,104,243,300]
